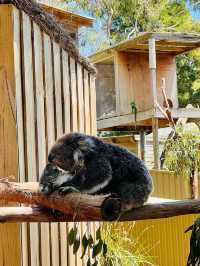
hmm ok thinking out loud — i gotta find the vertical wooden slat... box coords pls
[34,24,51,266]
[53,43,68,266]
[22,12,40,266]
[62,50,71,134]
[67,57,77,266]
[54,42,63,137]
[89,74,97,136]
[10,7,23,266]
[83,70,93,262]
[70,57,78,131]
[13,7,25,188]
[89,72,98,264]
[13,7,28,266]
[43,33,60,266]
[77,64,84,133]
[84,70,91,135]
[77,63,85,266]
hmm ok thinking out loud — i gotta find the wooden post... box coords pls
[140,131,146,161]
[152,118,160,169]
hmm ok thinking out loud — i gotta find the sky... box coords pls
[187,2,200,20]
[191,9,200,19]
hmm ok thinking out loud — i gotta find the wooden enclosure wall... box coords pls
[102,135,138,155]
[114,52,178,115]
[1,5,97,266]
[132,170,197,266]
[0,5,21,266]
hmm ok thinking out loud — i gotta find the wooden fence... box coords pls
[131,170,198,266]
[0,4,97,266]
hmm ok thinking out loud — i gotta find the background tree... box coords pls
[165,125,200,199]
[177,51,200,107]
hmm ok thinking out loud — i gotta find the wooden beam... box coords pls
[155,107,200,119]
[97,109,155,130]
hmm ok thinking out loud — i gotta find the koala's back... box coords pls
[102,142,151,184]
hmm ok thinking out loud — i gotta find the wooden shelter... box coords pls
[90,32,200,167]
[40,3,94,43]
[0,0,96,265]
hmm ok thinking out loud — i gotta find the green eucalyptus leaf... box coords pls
[88,234,94,247]
[96,227,101,240]
[92,261,98,266]
[103,242,108,258]
[81,234,89,259]
[87,258,91,266]
[73,234,80,254]
[68,228,75,246]
[92,239,103,258]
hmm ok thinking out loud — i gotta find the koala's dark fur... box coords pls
[39,133,153,211]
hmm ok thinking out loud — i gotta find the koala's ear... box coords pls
[78,137,95,152]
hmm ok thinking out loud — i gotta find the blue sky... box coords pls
[187,2,200,20]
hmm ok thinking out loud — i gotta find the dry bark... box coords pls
[0,181,200,222]
[0,181,119,221]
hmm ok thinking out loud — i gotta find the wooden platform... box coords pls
[97,107,200,131]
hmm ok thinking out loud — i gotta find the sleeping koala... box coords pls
[39,132,153,211]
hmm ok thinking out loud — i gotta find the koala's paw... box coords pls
[58,186,80,195]
[51,209,65,218]
[101,196,122,221]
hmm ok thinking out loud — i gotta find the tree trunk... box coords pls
[190,169,199,199]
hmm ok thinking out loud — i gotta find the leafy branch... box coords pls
[67,224,107,266]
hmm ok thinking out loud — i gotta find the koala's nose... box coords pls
[48,153,55,163]
[39,184,51,195]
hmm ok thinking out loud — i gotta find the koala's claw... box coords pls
[58,186,79,195]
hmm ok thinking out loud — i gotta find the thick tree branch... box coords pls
[0,199,200,222]
[0,207,66,222]
[0,181,200,222]
[0,181,118,220]
[120,198,200,221]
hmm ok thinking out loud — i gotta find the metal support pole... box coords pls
[148,38,157,107]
